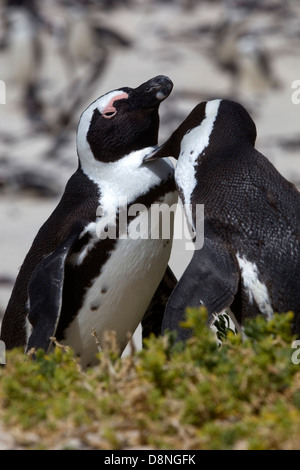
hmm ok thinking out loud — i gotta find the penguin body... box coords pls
[1,76,177,366]
[3,4,44,120]
[146,99,300,339]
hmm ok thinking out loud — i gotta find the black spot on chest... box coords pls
[56,236,116,339]
[54,172,175,340]
[90,303,100,311]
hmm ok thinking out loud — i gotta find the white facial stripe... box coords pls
[97,90,128,113]
[101,92,128,115]
[76,89,128,162]
[175,99,221,230]
[236,254,273,320]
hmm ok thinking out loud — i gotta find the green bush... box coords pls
[1,309,300,449]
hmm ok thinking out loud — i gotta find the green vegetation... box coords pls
[1,309,300,449]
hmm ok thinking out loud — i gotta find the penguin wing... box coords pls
[26,223,85,353]
[162,237,240,340]
[141,265,177,341]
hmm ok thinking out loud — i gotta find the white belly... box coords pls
[62,193,176,367]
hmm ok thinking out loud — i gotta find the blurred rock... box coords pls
[0,165,62,198]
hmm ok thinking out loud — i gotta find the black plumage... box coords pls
[148,99,300,339]
[1,76,177,365]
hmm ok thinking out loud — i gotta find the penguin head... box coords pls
[144,99,257,162]
[77,75,173,167]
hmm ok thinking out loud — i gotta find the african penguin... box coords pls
[1,75,177,366]
[3,2,44,122]
[145,98,300,340]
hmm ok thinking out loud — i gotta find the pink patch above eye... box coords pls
[102,92,129,118]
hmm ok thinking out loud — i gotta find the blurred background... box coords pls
[0,0,299,338]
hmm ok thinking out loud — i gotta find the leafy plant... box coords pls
[0,309,299,449]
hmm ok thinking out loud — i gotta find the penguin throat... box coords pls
[79,146,162,206]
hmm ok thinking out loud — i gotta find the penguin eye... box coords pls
[102,110,117,119]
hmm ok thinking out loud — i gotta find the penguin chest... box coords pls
[61,204,174,366]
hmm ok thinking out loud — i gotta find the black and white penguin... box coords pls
[1,75,177,366]
[145,98,300,339]
[2,0,45,122]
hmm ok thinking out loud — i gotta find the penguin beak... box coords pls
[134,76,173,109]
[143,145,165,162]
[149,75,173,102]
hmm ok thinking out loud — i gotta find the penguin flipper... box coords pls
[162,238,240,341]
[26,224,84,353]
[141,265,177,342]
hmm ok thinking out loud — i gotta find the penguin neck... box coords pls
[78,147,172,210]
[174,100,220,199]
